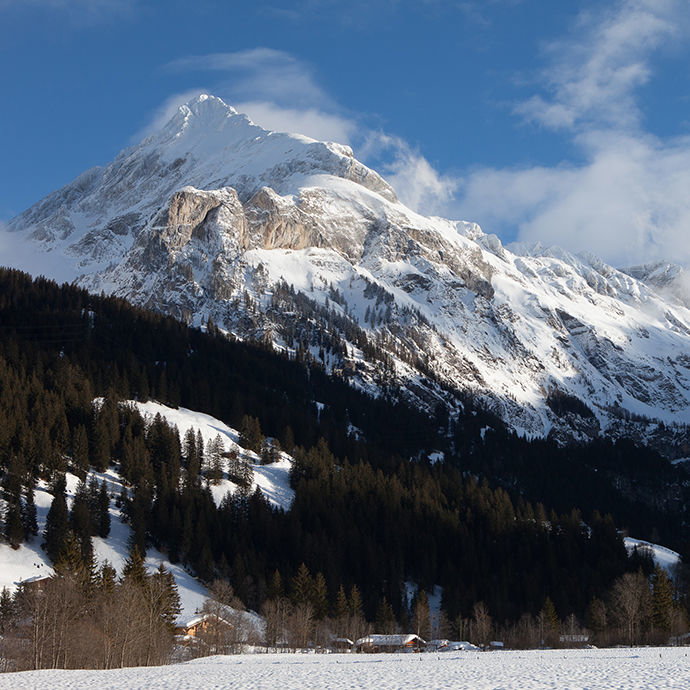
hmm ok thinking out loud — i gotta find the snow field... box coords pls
[1,647,689,689]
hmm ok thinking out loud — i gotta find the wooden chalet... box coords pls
[176,613,232,638]
[18,575,53,592]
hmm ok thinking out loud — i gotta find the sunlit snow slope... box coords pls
[8,95,690,452]
[0,401,293,621]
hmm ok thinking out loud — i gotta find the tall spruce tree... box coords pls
[43,477,70,563]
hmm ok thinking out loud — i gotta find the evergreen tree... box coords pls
[349,585,363,619]
[71,424,89,472]
[651,565,674,633]
[334,585,348,621]
[70,480,94,561]
[0,587,15,634]
[239,415,263,454]
[122,545,148,586]
[291,563,313,606]
[375,596,397,634]
[267,569,284,600]
[43,477,70,563]
[54,531,95,589]
[539,597,559,646]
[312,572,328,620]
[22,483,38,540]
[4,500,24,549]
[207,434,225,485]
[97,560,118,594]
[151,564,182,630]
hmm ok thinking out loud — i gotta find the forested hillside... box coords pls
[0,268,687,644]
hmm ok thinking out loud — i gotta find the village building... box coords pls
[329,638,354,652]
[354,634,426,653]
[176,613,233,638]
[18,575,53,593]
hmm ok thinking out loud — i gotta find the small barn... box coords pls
[427,639,449,651]
[329,638,354,652]
[19,575,53,593]
[354,634,426,653]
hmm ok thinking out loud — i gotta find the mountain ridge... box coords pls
[8,94,690,454]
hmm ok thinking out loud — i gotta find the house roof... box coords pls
[355,634,425,646]
[181,613,232,629]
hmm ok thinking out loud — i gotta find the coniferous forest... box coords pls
[0,267,688,667]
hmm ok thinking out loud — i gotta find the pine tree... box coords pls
[22,483,38,540]
[376,596,397,634]
[539,597,559,646]
[54,531,94,586]
[4,500,24,549]
[0,587,15,634]
[122,545,148,586]
[43,477,70,563]
[151,564,182,630]
[651,565,674,633]
[291,563,313,606]
[70,481,94,562]
[239,415,263,454]
[312,572,328,620]
[71,424,89,472]
[349,585,363,619]
[267,569,284,600]
[334,585,348,621]
[97,560,118,594]
[207,434,225,485]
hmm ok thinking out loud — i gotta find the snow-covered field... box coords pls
[1,648,689,689]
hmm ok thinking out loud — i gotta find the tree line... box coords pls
[0,267,688,665]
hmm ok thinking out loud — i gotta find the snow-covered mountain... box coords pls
[8,95,690,453]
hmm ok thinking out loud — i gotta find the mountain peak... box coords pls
[170,94,242,129]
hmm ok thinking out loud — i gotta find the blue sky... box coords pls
[2,0,690,268]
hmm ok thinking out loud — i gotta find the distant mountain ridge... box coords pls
[8,94,690,455]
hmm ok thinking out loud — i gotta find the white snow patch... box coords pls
[127,400,294,510]
[624,537,681,574]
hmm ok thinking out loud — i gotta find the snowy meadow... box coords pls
[1,647,689,690]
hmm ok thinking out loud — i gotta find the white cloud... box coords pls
[450,0,690,269]
[0,0,137,22]
[515,0,687,132]
[166,48,338,111]
[234,101,356,144]
[0,223,76,283]
[362,133,459,216]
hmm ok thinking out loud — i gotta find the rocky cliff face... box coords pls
[8,95,690,454]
